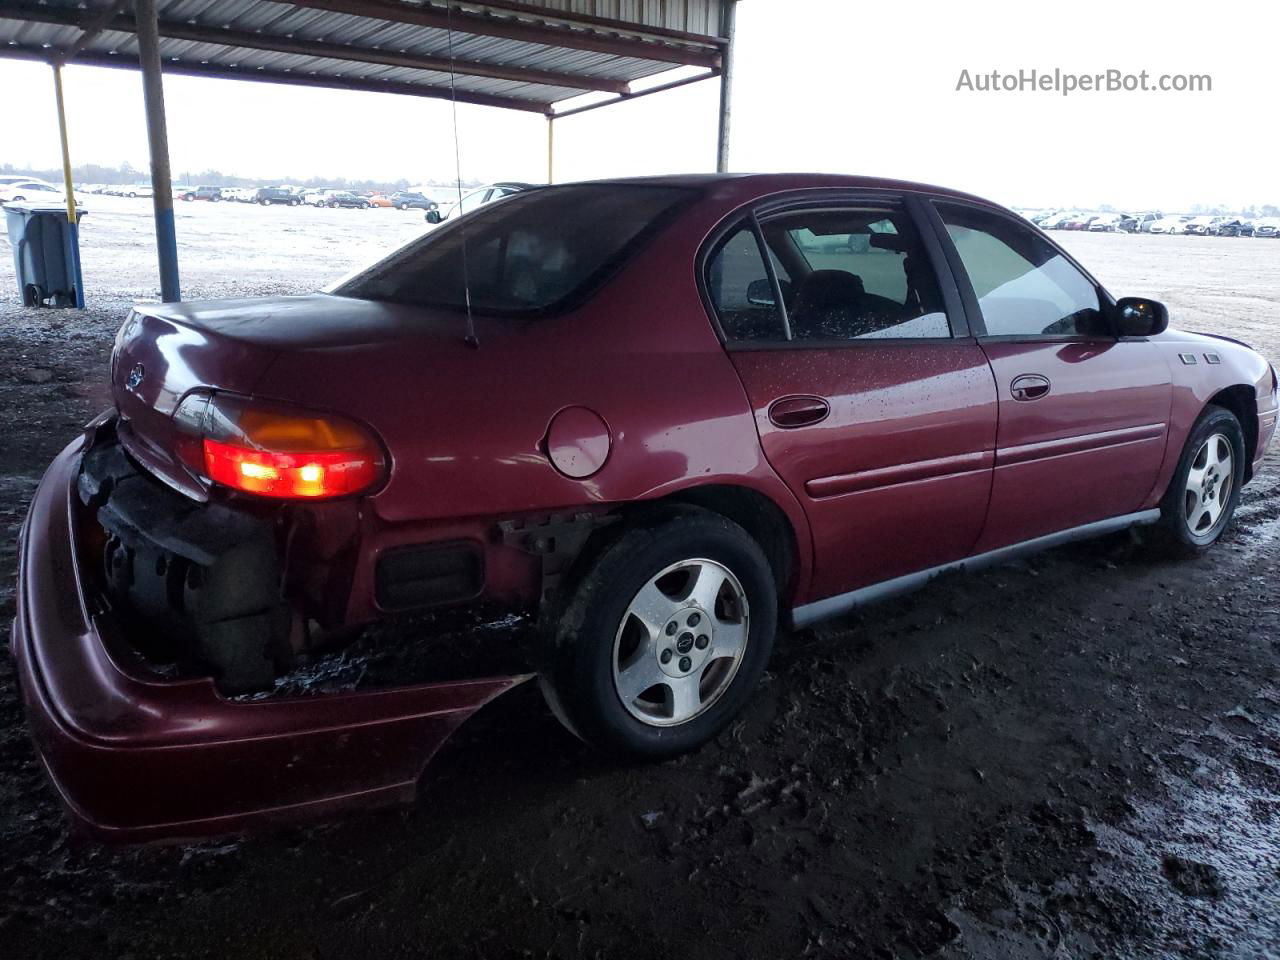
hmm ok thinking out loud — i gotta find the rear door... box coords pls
[926,199,1172,551]
[704,194,998,605]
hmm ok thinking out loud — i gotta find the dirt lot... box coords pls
[1,199,1279,959]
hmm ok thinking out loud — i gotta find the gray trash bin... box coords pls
[4,203,86,308]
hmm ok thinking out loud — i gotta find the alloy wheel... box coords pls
[612,558,749,727]
[1185,432,1234,535]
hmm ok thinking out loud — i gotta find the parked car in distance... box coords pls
[255,186,300,206]
[1148,216,1191,235]
[181,185,223,202]
[0,179,83,206]
[1131,212,1163,232]
[1215,219,1253,237]
[389,191,437,211]
[1087,214,1129,232]
[16,173,1278,844]
[325,191,372,209]
[1062,214,1102,231]
[1254,219,1279,238]
[425,181,537,223]
[1039,211,1079,229]
[1183,215,1229,236]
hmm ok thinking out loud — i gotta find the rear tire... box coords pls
[1150,405,1245,555]
[539,509,777,759]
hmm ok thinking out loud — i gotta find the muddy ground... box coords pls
[1,201,1279,958]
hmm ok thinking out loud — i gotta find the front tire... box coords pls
[1151,405,1245,554]
[540,510,777,759]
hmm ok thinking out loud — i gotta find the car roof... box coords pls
[571,172,993,202]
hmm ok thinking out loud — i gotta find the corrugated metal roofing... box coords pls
[0,0,727,112]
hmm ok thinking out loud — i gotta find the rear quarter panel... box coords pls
[256,195,818,604]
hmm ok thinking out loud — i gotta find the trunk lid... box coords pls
[110,294,476,498]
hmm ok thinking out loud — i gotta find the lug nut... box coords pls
[679,656,692,672]
[660,649,673,664]
[687,612,701,627]
[665,621,678,636]
[695,634,709,649]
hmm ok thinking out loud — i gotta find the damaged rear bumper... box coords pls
[12,435,529,844]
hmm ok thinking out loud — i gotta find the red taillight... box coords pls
[203,440,381,498]
[173,393,386,500]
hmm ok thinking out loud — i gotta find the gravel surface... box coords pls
[1,201,1279,958]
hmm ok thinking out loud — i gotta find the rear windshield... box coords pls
[335,183,696,317]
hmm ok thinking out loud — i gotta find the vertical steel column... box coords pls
[50,61,85,307]
[135,0,181,302]
[715,0,738,173]
[546,114,555,184]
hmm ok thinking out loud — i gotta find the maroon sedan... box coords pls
[13,174,1278,842]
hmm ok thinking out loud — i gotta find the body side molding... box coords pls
[789,508,1162,628]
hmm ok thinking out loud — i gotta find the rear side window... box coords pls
[705,203,951,343]
[705,225,787,341]
[337,184,696,318]
[936,202,1107,337]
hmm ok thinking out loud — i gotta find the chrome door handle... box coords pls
[768,395,831,428]
[1010,374,1051,402]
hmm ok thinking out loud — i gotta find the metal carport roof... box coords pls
[0,0,729,113]
[0,0,739,304]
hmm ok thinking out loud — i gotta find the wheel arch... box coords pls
[1208,384,1258,481]
[656,483,800,600]
[548,483,804,622]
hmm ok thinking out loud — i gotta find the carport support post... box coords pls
[135,0,181,302]
[546,114,555,184]
[50,61,85,308]
[715,0,737,173]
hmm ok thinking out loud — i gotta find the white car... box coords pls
[1148,216,1191,235]
[1038,211,1079,229]
[424,182,536,223]
[0,175,56,189]
[0,180,83,206]
[1087,214,1125,232]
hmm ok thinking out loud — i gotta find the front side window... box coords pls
[936,202,1107,337]
[705,203,951,343]
[337,184,695,317]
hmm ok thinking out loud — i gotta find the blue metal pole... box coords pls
[135,0,181,302]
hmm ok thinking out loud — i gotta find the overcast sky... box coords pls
[1,0,1272,211]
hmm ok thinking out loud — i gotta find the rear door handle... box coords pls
[768,395,831,428]
[1010,374,1051,402]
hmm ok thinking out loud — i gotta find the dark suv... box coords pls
[326,191,372,209]
[255,186,300,206]
[181,186,223,202]
[389,192,437,211]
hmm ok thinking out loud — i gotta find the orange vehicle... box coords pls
[368,193,394,208]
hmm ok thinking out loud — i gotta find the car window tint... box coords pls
[705,225,787,341]
[337,184,696,317]
[936,202,1107,337]
[759,206,950,341]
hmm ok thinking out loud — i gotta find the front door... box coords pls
[703,196,998,604]
[928,200,1173,551]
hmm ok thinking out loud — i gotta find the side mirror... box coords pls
[746,278,775,306]
[1112,297,1169,337]
[746,277,793,308]
[425,209,443,224]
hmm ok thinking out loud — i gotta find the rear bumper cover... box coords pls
[12,435,528,844]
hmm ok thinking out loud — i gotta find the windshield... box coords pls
[335,183,697,317]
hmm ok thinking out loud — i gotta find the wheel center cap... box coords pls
[658,606,712,678]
